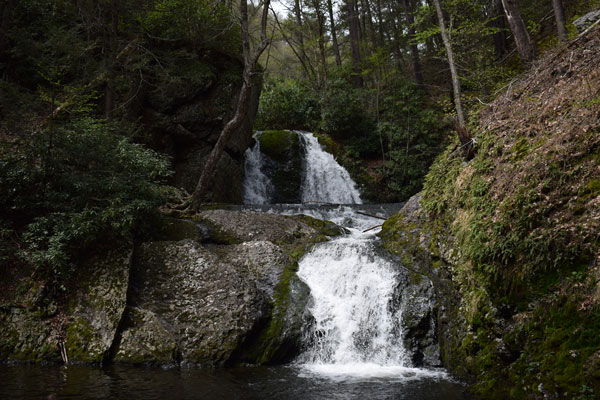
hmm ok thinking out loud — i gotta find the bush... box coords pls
[378,79,449,201]
[255,78,320,130]
[0,117,172,281]
[320,78,375,139]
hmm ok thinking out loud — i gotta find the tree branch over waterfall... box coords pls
[190,0,272,211]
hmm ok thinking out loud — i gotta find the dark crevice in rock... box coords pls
[103,248,135,366]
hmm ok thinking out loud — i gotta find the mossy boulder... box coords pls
[112,209,342,366]
[256,130,303,203]
[65,248,131,363]
[0,247,131,364]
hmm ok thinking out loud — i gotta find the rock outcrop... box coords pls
[144,50,261,203]
[0,210,343,366]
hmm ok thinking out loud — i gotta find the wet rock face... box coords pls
[65,249,131,363]
[0,248,131,364]
[115,239,278,365]
[393,271,441,367]
[256,130,303,203]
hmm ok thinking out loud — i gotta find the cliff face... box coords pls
[380,28,600,399]
[138,48,261,203]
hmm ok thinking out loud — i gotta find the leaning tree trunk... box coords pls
[432,0,472,158]
[501,0,536,64]
[191,0,270,210]
[552,0,567,42]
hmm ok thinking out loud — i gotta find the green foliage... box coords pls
[0,117,172,282]
[255,78,320,131]
[141,0,239,52]
[320,78,375,140]
[378,79,450,201]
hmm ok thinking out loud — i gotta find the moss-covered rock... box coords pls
[256,130,303,203]
[0,247,131,364]
[65,248,131,363]
[111,209,342,366]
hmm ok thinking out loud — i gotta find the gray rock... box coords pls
[574,10,600,32]
[0,247,131,364]
[112,210,334,366]
[65,248,131,363]
[195,209,330,243]
[393,271,441,367]
[117,239,270,365]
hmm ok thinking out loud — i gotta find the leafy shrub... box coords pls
[320,78,375,139]
[0,117,172,281]
[255,78,320,131]
[378,79,449,201]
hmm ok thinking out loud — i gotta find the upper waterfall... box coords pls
[298,132,362,204]
[243,131,362,205]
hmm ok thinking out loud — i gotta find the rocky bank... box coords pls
[0,210,343,366]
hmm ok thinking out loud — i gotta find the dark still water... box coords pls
[0,364,471,400]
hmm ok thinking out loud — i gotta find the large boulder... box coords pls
[112,210,341,366]
[0,247,132,364]
[256,130,303,204]
[65,248,131,363]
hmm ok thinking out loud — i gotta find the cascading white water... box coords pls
[243,136,273,205]
[295,213,444,380]
[297,233,405,366]
[242,131,362,205]
[242,130,445,381]
[298,132,362,205]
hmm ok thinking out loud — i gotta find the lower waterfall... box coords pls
[242,130,446,381]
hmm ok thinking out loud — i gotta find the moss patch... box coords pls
[258,130,299,163]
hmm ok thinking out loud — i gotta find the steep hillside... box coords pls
[380,27,600,399]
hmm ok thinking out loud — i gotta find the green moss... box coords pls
[292,214,344,237]
[258,130,299,163]
[580,179,600,201]
[66,316,103,362]
[313,132,340,155]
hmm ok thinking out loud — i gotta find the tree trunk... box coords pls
[552,0,567,42]
[362,0,378,48]
[191,0,271,209]
[312,0,328,85]
[327,0,342,66]
[432,0,472,157]
[501,0,536,64]
[104,0,119,118]
[374,0,386,47]
[402,0,424,85]
[293,0,309,73]
[347,0,363,88]
[492,0,508,60]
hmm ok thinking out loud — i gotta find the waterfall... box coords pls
[243,131,362,205]
[243,138,273,205]
[298,132,362,204]
[242,130,442,380]
[297,234,406,367]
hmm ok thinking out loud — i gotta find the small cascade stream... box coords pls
[243,130,447,382]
